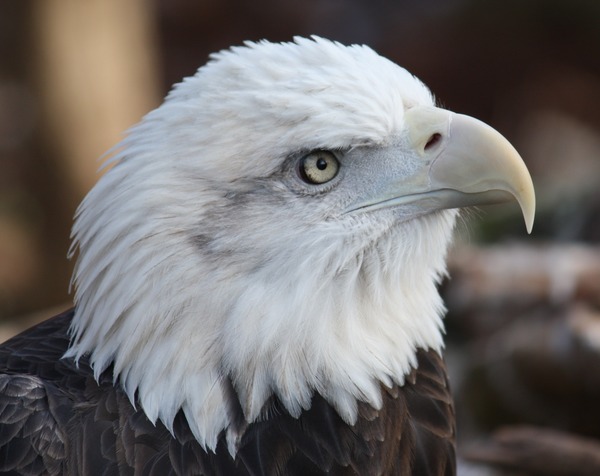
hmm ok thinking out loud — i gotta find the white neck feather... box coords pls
[66,187,456,451]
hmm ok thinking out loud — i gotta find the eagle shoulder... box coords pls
[0,373,66,475]
[0,311,188,475]
[0,312,74,475]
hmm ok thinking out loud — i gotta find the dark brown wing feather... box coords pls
[0,309,455,475]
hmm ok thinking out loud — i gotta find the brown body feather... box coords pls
[0,310,455,475]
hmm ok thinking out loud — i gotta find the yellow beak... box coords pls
[345,106,536,233]
[406,106,535,233]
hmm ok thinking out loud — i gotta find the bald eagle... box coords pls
[0,37,534,475]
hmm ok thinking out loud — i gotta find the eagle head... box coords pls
[65,37,535,451]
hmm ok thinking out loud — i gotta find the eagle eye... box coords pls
[298,151,339,184]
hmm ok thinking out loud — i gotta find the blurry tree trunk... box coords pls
[0,0,161,331]
[32,0,161,197]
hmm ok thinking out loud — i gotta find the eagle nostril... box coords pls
[424,133,442,152]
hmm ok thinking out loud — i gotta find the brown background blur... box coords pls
[1,0,600,468]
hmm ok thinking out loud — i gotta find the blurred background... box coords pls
[1,0,599,473]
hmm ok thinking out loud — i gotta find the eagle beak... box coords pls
[347,106,535,233]
[405,106,536,233]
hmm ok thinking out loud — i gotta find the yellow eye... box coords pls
[299,151,340,184]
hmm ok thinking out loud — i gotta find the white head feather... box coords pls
[65,36,457,452]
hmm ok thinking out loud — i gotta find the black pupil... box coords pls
[316,157,328,170]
